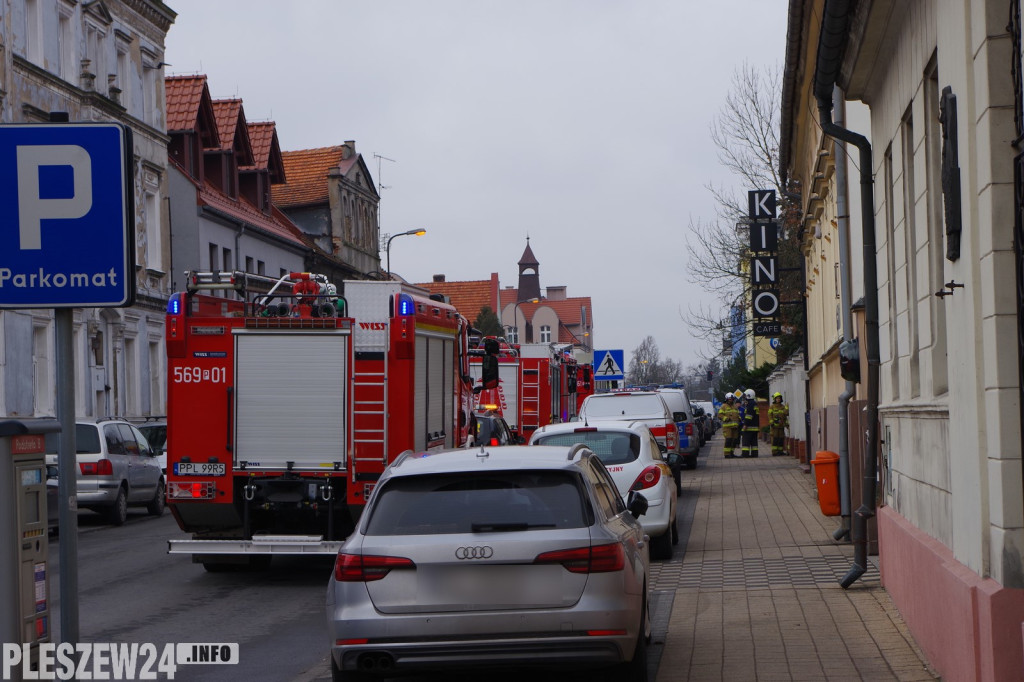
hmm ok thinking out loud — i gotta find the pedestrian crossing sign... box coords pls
[593,349,624,382]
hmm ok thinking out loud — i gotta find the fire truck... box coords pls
[468,338,583,440]
[468,336,521,434]
[575,362,594,413]
[164,271,473,569]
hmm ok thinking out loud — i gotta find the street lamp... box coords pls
[385,229,426,278]
[509,297,539,343]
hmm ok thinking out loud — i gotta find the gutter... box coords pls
[813,0,882,588]
[833,85,854,540]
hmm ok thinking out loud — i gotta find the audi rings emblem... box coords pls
[455,546,494,560]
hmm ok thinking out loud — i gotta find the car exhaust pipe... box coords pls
[356,652,395,672]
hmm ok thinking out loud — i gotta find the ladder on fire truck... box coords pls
[520,366,541,435]
[351,361,388,468]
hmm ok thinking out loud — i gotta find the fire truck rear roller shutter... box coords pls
[233,332,348,469]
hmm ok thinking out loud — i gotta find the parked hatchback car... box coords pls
[529,420,678,560]
[326,445,651,681]
[44,420,165,525]
[579,391,682,489]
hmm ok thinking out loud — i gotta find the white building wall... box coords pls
[863,0,1023,586]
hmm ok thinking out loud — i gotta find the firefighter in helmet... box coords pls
[718,393,741,458]
[768,391,789,456]
[740,388,760,457]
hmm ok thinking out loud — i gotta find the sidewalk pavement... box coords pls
[651,434,939,682]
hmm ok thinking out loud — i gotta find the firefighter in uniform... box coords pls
[740,388,760,457]
[718,394,741,458]
[768,391,789,456]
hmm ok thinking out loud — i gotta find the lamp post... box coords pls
[509,297,539,343]
[385,229,426,278]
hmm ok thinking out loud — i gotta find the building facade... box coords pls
[0,0,176,420]
[164,75,309,292]
[273,143,381,281]
[783,1,1024,680]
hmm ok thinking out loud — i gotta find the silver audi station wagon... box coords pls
[326,444,652,681]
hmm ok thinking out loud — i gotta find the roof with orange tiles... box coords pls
[499,289,593,328]
[211,99,253,165]
[273,146,360,208]
[244,122,274,169]
[416,279,497,322]
[165,75,220,145]
[198,183,306,248]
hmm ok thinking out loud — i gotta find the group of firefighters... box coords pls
[717,390,789,458]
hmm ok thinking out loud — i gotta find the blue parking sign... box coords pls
[0,123,134,308]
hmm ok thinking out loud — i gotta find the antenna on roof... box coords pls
[373,153,395,195]
[373,153,396,236]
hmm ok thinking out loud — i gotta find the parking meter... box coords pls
[0,418,60,674]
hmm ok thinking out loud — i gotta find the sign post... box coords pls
[0,119,135,649]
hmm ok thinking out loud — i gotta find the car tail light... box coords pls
[534,543,625,573]
[79,459,113,476]
[334,553,415,582]
[629,465,662,491]
[586,629,627,636]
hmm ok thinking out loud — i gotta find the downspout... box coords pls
[813,0,881,588]
[833,85,854,540]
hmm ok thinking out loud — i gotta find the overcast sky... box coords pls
[163,0,788,369]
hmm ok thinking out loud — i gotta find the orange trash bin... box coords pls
[810,450,841,516]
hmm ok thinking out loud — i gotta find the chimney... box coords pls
[341,140,356,160]
[433,274,445,282]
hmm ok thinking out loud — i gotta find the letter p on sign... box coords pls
[17,144,92,250]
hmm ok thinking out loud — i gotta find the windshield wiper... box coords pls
[471,522,556,532]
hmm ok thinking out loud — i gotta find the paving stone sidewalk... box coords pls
[651,435,939,682]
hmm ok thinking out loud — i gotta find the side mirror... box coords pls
[673,412,687,422]
[626,491,649,518]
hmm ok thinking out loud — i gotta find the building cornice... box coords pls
[121,0,177,33]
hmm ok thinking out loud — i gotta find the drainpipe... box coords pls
[833,85,854,541]
[813,0,881,588]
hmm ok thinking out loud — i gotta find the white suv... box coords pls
[529,420,679,560]
[45,420,165,525]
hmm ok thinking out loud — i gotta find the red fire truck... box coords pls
[517,343,565,437]
[468,338,585,440]
[164,271,473,568]
[575,362,594,414]
[468,336,521,433]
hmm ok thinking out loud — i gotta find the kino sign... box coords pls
[748,189,778,337]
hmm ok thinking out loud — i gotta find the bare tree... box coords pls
[627,336,684,386]
[684,62,803,360]
[628,336,660,386]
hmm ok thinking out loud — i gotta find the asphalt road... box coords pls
[47,509,332,681]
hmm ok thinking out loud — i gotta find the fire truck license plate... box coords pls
[174,462,226,476]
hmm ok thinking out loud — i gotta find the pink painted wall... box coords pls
[878,506,1024,682]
